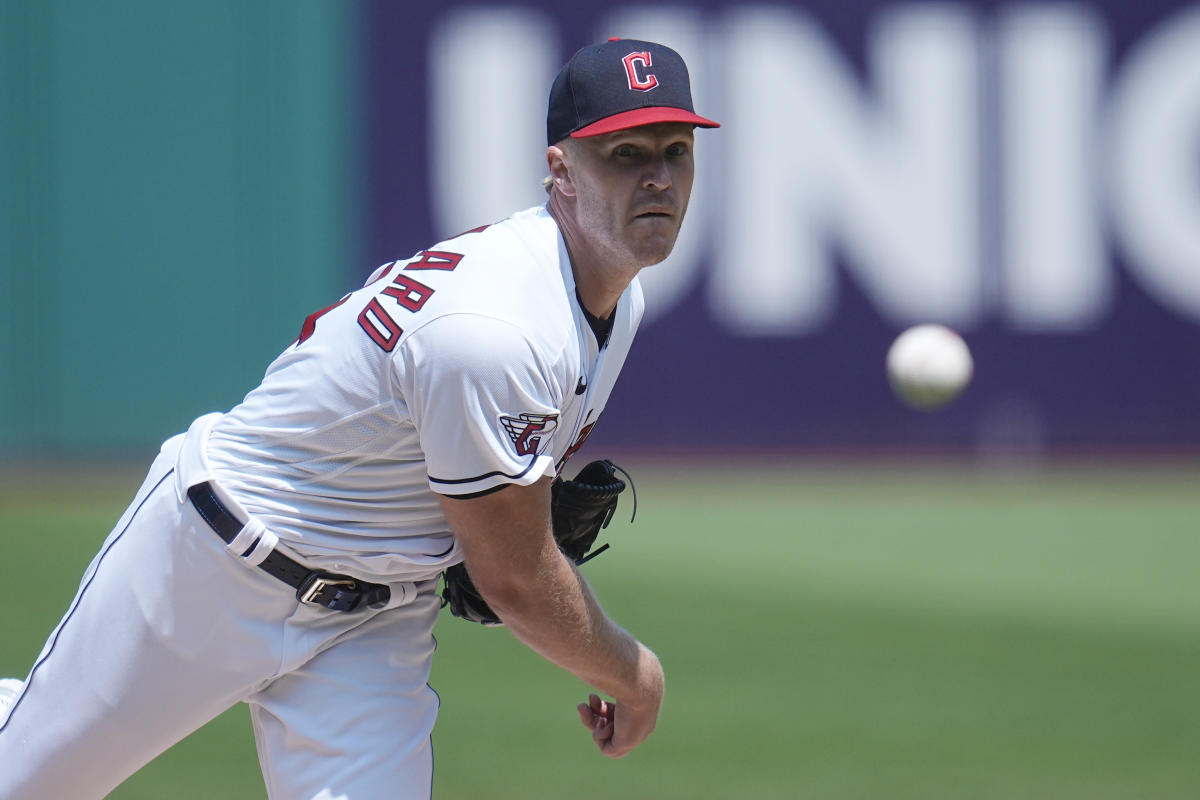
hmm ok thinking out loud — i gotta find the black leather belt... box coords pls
[187,481,390,612]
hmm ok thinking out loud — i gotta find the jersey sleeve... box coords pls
[393,313,563,496]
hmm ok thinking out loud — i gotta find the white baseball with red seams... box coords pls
[886,324,974,410]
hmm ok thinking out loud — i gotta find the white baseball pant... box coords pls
[0,435,443,800]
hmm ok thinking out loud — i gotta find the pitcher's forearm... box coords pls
[480,551,657,705]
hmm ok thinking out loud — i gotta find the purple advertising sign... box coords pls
[366,0,1200,454]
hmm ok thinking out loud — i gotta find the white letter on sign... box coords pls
[1109,6,1200,323]
[429,10,554,239]
[999,5,1109,331]
[715,6,981,335]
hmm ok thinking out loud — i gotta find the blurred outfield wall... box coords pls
[367,0,1200,456]
[3,1,1199,456]
[0,0,359,453]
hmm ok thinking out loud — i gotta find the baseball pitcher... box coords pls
[0,38,718,799]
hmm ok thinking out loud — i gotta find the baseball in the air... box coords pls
[886,324,974,410]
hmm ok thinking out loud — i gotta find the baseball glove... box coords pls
[441,459,633,626]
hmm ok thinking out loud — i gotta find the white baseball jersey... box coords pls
[202,204,644,582]
[0,205,646,799]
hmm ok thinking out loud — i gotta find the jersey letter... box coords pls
[381,273,435,312]
[358,297,403,352]
[296,296,350,345]
[406,250,464,271]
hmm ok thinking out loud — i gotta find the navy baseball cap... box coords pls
[547,38,720,145]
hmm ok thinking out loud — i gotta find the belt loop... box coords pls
[187,480,390,612]
[225,518,264,558]
[239,525,278,566]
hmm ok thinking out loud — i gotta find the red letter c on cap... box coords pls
[622,51,659,92]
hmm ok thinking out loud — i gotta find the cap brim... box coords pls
[570,107,720,138]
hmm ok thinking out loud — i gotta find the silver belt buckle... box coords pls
[298,575,357,605]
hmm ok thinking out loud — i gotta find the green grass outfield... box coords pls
[2,459,1198,799]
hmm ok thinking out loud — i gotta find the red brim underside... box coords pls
[571,107,721,138]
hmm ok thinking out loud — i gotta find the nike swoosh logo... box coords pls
[575,376,587,395]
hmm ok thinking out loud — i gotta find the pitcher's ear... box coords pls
[546,144,576,197]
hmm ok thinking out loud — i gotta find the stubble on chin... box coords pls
[631,218,684,267]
